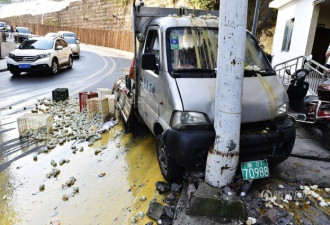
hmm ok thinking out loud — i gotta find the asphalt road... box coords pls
[0,44,132,117]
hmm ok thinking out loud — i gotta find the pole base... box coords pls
[187,182,246,219]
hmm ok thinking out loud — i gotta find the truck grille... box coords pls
[13,56,38,62]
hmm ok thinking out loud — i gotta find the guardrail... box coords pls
[274,56,329,94]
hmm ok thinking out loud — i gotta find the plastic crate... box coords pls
[97,88,112,98]
[52,88,69,101]
[87,97,109,121]
[104,94,116,116]
[17,113,53,135]
[79,92,98,112]
[121,68,130,77]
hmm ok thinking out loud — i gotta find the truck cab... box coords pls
[116,5,296,182]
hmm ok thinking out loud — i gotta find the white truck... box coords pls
[115,3,296,182]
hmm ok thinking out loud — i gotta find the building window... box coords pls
[282,18,295,52]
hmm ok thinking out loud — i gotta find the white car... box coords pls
[7,37,73,76]
[15,27,32,42]
[64,37,80,58]
[45,32,60,38]
[58,31,79,40]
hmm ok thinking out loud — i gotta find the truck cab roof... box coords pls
[147,15,219,31]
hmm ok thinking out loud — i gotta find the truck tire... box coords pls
[322,129,330,150]
[156,135,182,183]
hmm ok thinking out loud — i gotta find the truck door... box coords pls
[138,27,161,131]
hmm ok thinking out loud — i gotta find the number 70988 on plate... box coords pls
[241,160,270,180]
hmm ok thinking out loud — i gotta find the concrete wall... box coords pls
[0,41,16,58]
[3,0,187,31]
[271,0,316,66]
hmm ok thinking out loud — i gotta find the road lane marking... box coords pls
[70,56,117,96]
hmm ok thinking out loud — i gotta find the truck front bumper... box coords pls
[163,117,296,170]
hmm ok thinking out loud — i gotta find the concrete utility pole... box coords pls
[205,0,248,187]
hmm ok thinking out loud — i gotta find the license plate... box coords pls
[241,160,270,180]
[19,64,31,69]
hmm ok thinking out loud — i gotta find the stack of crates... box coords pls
[104,94,116,117]
[97,88,112,98]
[79,92,98,112]
[17,113,53,136]
[52,88,69,101]
[87,97,109,122]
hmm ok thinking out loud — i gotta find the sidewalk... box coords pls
[0,58,7,72]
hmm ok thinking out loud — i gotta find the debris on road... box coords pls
[171,183,182,192]
[139,196,147,201]
[163,204,174,219]
[59,159,67,166]
[18,98,118,151]
[46,168,61,178]
[39,184,45,191]
[72,187,79,195]
[246,217,257,225]
[98,172,106,177]
[62,194,69,201]
[187,183,196,200]
[156,181,171,194]
[147,200,164,221]
[62,177,76,189]
[51,160,57,167]
[95,149,102,155]
[50,219,61,225]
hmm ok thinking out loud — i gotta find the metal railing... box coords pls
[274,56,305,86]
[304,59,328,94]
[274,56,329,94]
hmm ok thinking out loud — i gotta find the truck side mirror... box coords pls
[142,52,159,72]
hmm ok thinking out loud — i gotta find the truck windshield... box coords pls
[167,28,274,76]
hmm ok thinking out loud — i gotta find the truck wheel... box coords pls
[322,129,330,150]
[156,135,182,183]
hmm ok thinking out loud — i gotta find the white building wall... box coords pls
[271,0,315,66]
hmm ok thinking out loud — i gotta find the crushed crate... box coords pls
[122,68,130,77]
[79,91,98,112]
[87,97,109,122]
[104,94,116,116]
[97,88,112,98]
[52,88,69,101]
[17,113,53,136]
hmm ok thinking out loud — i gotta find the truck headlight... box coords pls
[276,103,287,116]
[36,52,51,59]
[9,53,15,59]
[170,111,212,130]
